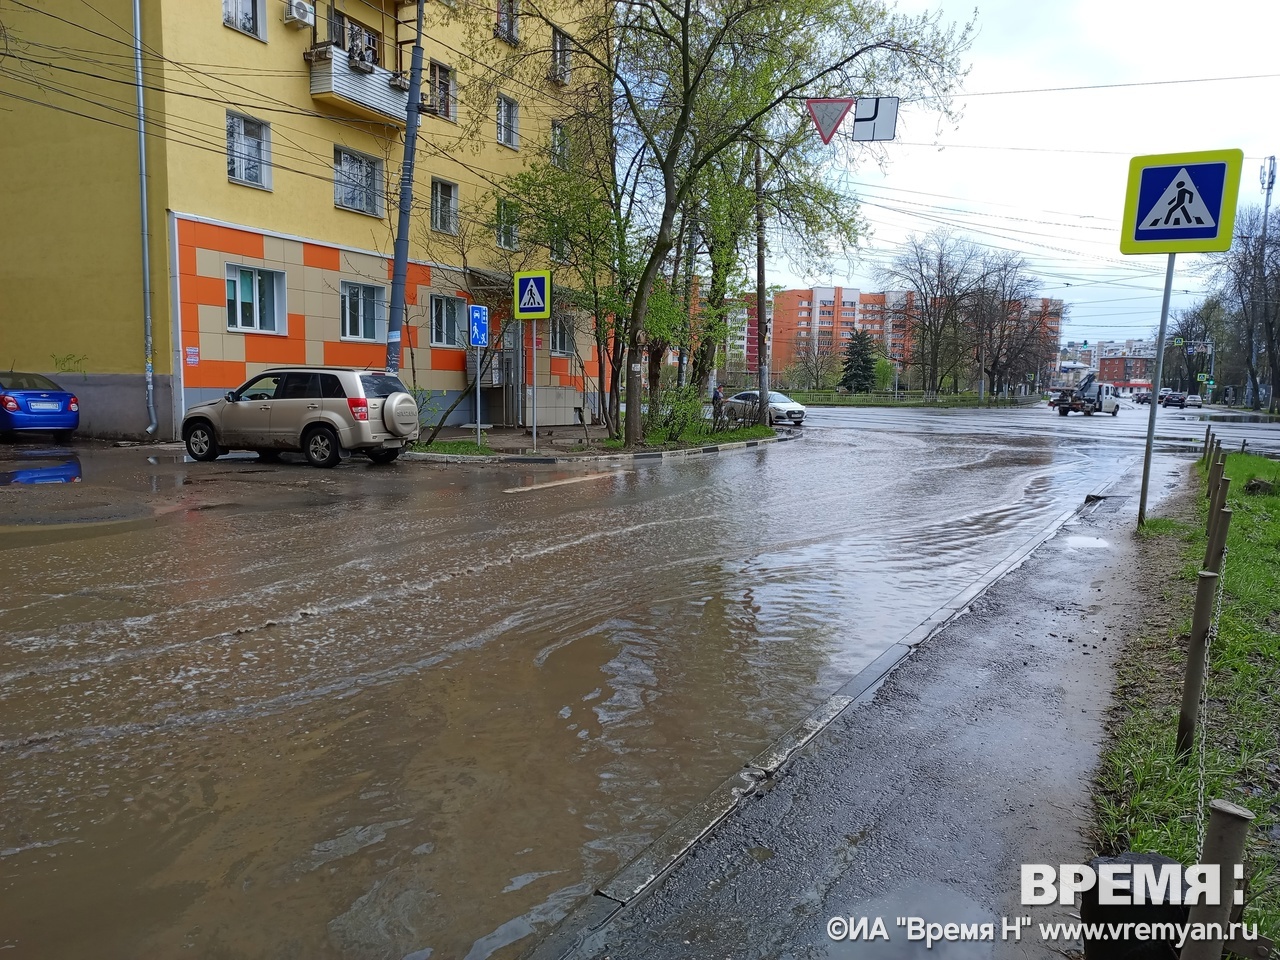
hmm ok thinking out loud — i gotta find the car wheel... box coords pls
[254,449,281,462]
[1058,406,1069,416]
[1111,407,1118,417]
[366,447,401,465]
[303,425,341,468]
[184,421,220,461]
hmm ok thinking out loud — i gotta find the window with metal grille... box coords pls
[495,0,518,43]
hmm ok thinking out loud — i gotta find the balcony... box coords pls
[306,42,410,124]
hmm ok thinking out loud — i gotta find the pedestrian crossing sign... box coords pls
[1121,149,1242,254]
[514,271,551,320]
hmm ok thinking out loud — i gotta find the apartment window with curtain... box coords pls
[334,147,382,216]
[495,198,519,250]
[495,0,518,43]
[550,315,573,354]
[497,95,519,148]
[427,62,456,120]
[340,282,384,341]
[550,121,568,168]
[222,0,264,39]
[226,265,285,333]
[431,179,458,234]
[431,295,464,347]
[550,28,570,83]
[226,112,270,188]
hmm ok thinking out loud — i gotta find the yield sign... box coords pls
[806,98,855,144]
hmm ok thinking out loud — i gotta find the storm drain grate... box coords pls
[1092,495,1130,514]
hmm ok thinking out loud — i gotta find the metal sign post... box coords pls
[469,304,489,448]
[513,272,551,454]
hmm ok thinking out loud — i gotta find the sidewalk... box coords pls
[413,423,794,462]
[525,460,1185,960]
[425,423,614,457]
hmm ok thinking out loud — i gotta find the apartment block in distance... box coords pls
[0,0,600,437]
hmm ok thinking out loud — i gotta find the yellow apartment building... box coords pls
[0,0,600,437]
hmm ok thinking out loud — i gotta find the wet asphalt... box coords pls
[526,463,1174,960]
[0,402,1274,959]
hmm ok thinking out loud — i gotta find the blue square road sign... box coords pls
[1120,150,1242,254]
[469,304,489,347]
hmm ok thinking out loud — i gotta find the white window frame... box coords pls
[550,120,568,168]
[495,0,518,43]
[495,198,519,250]
[340,281,385,342]
[222,0,265,39]
[549,217,569,263]
[427,61,456,121]
[430,295,465,348]
[225,264,286,334]
[226,112,270,189]
[431,179,458,234]
[334,147,383,217]
[497,95,519,149]
[550,315,573,355]
[550,28,571,84]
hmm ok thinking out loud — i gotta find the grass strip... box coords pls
[1095,453,1280,936]
[412,438,494,456]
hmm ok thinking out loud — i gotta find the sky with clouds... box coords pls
[777,0,1280,344]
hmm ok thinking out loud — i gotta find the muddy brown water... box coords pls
[1,409,1267,958]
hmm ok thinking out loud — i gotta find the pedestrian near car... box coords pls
[712,385,724,427]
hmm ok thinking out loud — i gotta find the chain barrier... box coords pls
[1195,545,1228,860]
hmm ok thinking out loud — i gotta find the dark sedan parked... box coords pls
[1162,392,1187,408]
[0,372,79,442]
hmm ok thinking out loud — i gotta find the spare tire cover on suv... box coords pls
[382,392,419,437]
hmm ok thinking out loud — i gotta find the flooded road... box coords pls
[1,405,1275,958]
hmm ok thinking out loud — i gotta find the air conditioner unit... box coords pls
[284,0,315,28]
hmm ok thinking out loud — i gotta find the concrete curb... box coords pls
[521,472,1122,960]
[402,431,796,466]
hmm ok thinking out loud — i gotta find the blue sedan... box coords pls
[0,372,80,442]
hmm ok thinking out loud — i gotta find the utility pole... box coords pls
[754,142,769,422]
[385,0,426,374]
[1252,156,1275,409]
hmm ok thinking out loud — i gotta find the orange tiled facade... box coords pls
[175,216,597,418]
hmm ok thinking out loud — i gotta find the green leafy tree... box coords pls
[564,0,970,442]
[874,357,895,391]
[841,330,879,392]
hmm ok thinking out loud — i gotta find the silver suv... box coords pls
[182,367,420,467]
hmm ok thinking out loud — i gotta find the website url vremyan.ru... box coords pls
[826,916,1260,949]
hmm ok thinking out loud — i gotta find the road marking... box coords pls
[503,471,628,494]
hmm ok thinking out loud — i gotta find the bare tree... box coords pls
[786,336,842,390]
[881,231,983,394]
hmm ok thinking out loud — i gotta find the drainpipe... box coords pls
[133,0,158,434]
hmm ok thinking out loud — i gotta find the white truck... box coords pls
[1056,372,1120,416]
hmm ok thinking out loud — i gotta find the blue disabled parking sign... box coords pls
[469,304,489,347]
